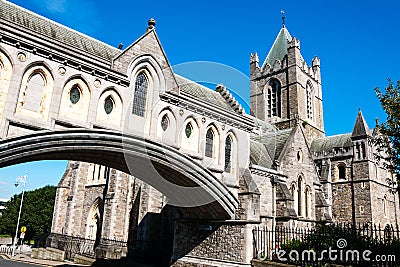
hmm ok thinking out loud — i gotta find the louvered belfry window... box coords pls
[306,82,313,120]
[267,79,281,117]
[132,73,148,116]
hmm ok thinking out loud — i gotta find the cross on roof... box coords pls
[281,10,286,28]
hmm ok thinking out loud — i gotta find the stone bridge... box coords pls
[0,129,238,219]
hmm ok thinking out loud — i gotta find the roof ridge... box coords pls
[251,127,293,139]
[314,132,351,140]
[0,0,120,54]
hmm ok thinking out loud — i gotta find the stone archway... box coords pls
[0,129,238,220]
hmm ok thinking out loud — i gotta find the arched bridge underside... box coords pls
[0,129,238,220]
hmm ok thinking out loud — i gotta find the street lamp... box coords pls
[12,172,27,257]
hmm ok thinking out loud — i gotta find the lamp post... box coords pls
[12,172,27,257]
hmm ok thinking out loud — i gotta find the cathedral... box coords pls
[0,1,398,266]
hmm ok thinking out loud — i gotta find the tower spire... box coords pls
[281,10,285,28]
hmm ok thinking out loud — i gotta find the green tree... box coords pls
[0,185,56,241]
[375,80,400,186]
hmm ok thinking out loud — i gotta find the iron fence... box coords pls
[34,232,172,264]
[42,233,127,261]
[0,245,13,255]
[253,223,400,266]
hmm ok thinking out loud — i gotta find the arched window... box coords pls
[291,183,298,214]
[132,73,148,116]
[59,77,90,123]
[17,65,54,120]
[384,195,388,217]
[338,164,346,180]
[157,110,177,142]
[181,119,199,153]
[0,53,13,118]
[224,136,232,172]
[267,79,281,118]
[205,128,214,158]
[298,176,303,217]
[95,89,123,126]
[306,82,314,120]
[355,142,361,159]
[361,142,366,159]
[305,187,311,218]
[24,72,45,112]
[85,198,103,240]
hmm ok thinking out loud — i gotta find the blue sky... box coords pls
[0,0,399,199]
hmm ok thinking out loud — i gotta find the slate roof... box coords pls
[310,133,352,154]
[175,74,234,111]
[276,183,297,219]
[251,116,278,133]
[315,191,329,207]
[261,27,292,69]
[352,110,371,137]
[251,128,293,162]
[0,0,120,61]
[250,128,293,169]
[250,140,273,168]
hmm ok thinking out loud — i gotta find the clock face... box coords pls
[70,86,81,104]
[104,97,114,114]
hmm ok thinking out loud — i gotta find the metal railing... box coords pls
[41,233,127,261]
[0,245,13,255]
[253,223,400,266]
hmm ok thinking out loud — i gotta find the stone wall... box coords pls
[172,220,254,266]
[353,181,372,224]
[278,126,322,222]
[331,182,353,223]
[370,181,399,225]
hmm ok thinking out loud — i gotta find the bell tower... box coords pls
[250,16,325,144]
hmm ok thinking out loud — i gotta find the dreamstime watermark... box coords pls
[257,238,396,263]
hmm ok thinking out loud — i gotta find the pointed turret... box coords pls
[351,109,370,138]
[261,27,292,70]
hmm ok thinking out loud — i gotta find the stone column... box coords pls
[96,170,131,259]
[50,165,72,234]
[64,162,88,236]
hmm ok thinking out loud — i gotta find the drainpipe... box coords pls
[351,144,356,226]
[393,173,398,225]
[271,175,277,256]
[285,55,290,124]
[327,159,332,218]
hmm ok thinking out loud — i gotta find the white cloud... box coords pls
[45,0,67,13]
[0,181,8,186]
